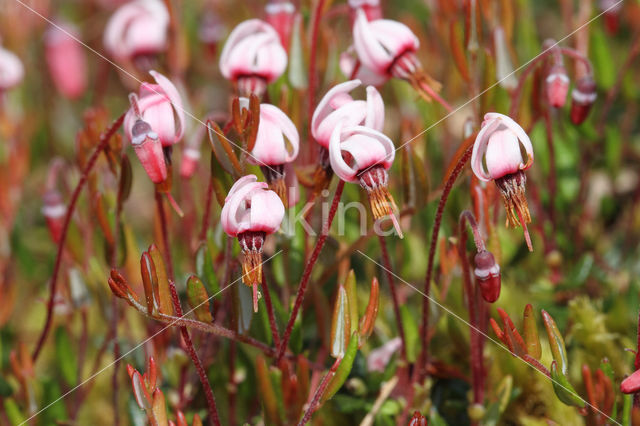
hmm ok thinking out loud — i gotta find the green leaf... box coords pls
[550,361,585,408]
[523,304,541,359]
[288,13,307,89]
[256,356,282,426]
[119,155,133,202]
[149,246,173,315]
[55,327,77,386]
[541,310,568,375]
[344,270,358,336]
[321,334,359,403]
[400,305,419,363]
[236,283,253,334]
[330,285,350,359]
[186,276,213,323]
[590,27,615,89]
[4,398,26,425]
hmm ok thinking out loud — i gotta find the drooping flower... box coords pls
[42,189,66,243]
[44,23,87,100]
[244,99,299,205]
[265,1,295,51]
[221,175,285,312]
[103,0,169,67]
[0,43,24,91]
[124,70,185,147]
[474,250,501,303]
[570,75,597,125]
[545,64,570,108]
[329,123,402,237]
[471,112,534,251]
[219,19,287,98]
[311,79,384,192]
[349,9,442,102]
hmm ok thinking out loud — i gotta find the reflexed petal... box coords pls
[315,100,367,148]
[364,86,385,131]
[485,129,522,179]
[249,190,285,233]
[150,70,185,143]
[329,122,359,182]
[312,79,361,139]
[471,118,501,182]
[353,9,392,73]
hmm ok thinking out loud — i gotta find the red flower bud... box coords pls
[545,64,569,108]
[42,190,66,243]
[131,119,167,184]
[265,1,295,51]
[621,369,640,394]
[409,411,427,426]
[474,250,501,303]
[570,76,597,125]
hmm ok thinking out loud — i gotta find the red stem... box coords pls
[417,145,474,382]
[276,180,345,363]
[32,112,126,362]
[377,235,407,363]
[298,357,342,425]
[261,273,281,347]
[168,281,221,426]
[307,0,327,163]
[156,192,175,281]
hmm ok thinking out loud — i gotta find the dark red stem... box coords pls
[261,273,281,347]
[377,235,407,363]
[168,281,221,426]
[32,112,126,362]
[276,180,345,363]
[417,146,473,381]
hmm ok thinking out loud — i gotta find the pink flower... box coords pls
[545,64,569,108]
[42,190,66,243]
[570,75,597,125]
[352,9,418,77]
[339,47,387,86]
[621,369,640,394]
[219,19,287,97]
[129,118,167,184]
[329,123,402,237]
[221,175,284,237]
[103,0,169,63]
[265,1,295,51]
[248,102,299,166]
[471,113,533,182]
[329,124,394,183]
[124,70,185,147]
[474,250,501,303]
[44,23,87,100]
[367,337,402,372]
[312,79,384,149]
[0,44,24,91]
[471,113,534,250]
[221,175,285,312]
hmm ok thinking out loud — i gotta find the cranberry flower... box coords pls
[44,23,87,100]
[221,175,285,312]
[219,19,287,98]
[265,1,295,51]
[347,0,382,25]
[311,79,384,192]
[349,9,443,103]
[329,123,402,237]
[243,99,299,205]
[103,0,169,68]
[474,250,501,303]
[42,190,66,244]
[0,43,24,91]
[124,70,185,147]
[471,112,534,250]
[570,75,597,125]
[545,64,569,108]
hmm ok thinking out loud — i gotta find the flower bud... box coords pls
[42,190,66,243]
[131,119,167,184]
[570,75,597,125]
[265,1,295,51]
[45,23,88,99]
[545,64,569,108]
[621,369,640,394]
[474,250,501,303]
[408,411,427,426]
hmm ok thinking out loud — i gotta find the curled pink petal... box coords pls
[248,103,299,166]
[353,9,392,74]
[150,70,185,141]
[329,122,359,182]
[470,119,501,182]
[485,130,522,179]
[221,174,284,237]
[0,45,24,91]
[45,23,87,99]
[312,79,360,139]
[103,0,169,61]
[219,19,287,83]
[364,86,384,131]
[621,369,640,394]
[484,112,534,168]
[339,47,388,86]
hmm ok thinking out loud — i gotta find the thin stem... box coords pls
[307,0,327,163]
[276,180,345,363]
[417,141,475,382]
[168,281,221,426]
[261,273,281,347]
[32,112,126,362]
[298,357,342,425]
[156,192,175,280]
[459,210,485,252]
[377,235,407,363]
